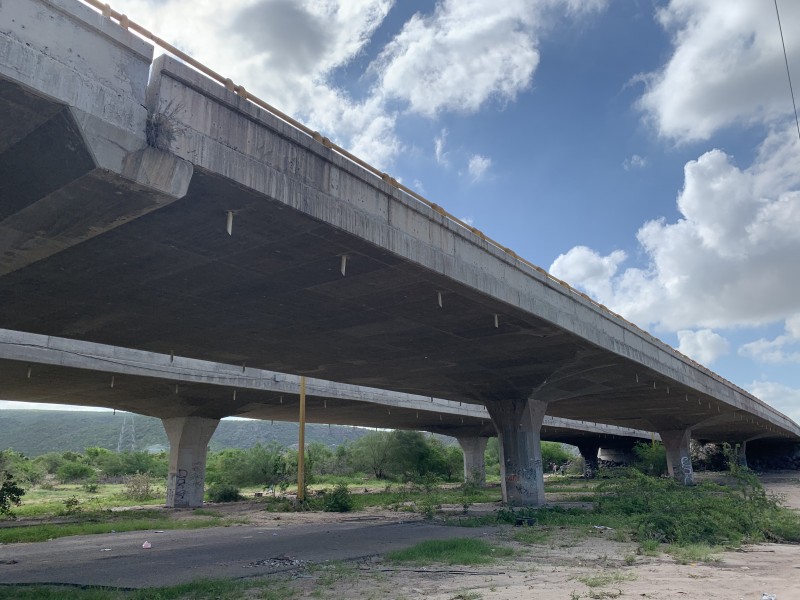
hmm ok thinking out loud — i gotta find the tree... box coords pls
[541,442,573,470]
[350,432,394,479]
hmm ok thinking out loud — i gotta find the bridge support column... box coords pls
[576,441,601,478]
[457,436,489,486]
[660,429,694,485]
[162,416,219,508]
[485,398,547,506]
[735,441,748,468]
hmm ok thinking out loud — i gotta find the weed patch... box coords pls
[0,577,296,599]
[596,469,800,546]
[387,538,513,565]
[512,526,551,545]
[0,510,227,544]
[666,543,721,564]
[577,571,636,588]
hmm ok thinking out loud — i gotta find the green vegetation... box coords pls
[448,468,800,552]
[512,526,551,545]
[596,468,799,545]
[321,483,354,512]
[206,483,242,503]
[577,571,636,588]
[484,438,574,478]
[0,472,24,516]
[0,577,296,600]
[387,538,513,565]
[0,509,229,544]
[666,543,720,564]
[631,442,667,476]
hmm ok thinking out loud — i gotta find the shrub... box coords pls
[0,472,25,516]
[123,472,158,501]
[61,495,81,515]
[207,484,242,503]
[56,461,95,483]
[323,483,354,512]
[596,468,800,545]
[632,442,667,477]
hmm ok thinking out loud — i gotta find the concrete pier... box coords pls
[660,429,694,485]
[486,398,547,506]
[576,441,601,478]
[457,436,489,486]
[163,417,219,508]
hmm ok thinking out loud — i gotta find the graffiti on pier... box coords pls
[680,456,694,485]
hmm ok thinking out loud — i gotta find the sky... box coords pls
[4,0,800,424]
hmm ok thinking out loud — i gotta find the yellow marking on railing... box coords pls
[79,0,762,406]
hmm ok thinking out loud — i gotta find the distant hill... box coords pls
[0,410,372,456]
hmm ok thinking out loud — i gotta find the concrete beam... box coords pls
[0,329,660,446]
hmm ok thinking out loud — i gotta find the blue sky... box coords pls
[5,0,800,423]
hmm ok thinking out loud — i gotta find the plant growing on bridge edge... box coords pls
[0,471,25,516]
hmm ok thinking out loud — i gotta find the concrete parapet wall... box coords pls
[0,0,151,140]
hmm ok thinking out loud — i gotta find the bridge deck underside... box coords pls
[0,78,793,445]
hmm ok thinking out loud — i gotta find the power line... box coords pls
[774,0,800,142]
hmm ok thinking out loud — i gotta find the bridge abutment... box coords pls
[457,436,489,486]
[485,398,547,506]
[162,416,219,508]
[660,429,694,485]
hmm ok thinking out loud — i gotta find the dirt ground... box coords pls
[198,472,800,600]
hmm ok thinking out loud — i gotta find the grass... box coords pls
[577,571,637,588]
[387,538,513,565]
[512,526,551,545]
[448,469,800,553]
[0,578,296,600]
[0,510,230,544]
[666,543,721,564]
[11,484,162,518]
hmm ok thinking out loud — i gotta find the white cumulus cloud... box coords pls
[372,0,540,117]
[550,125,800,332]
[676,329,730,365]
[550,246,627,302]
[638,0,800,141]
[740,314,800,364]
[110,0,609,170]
[747,381,800,424]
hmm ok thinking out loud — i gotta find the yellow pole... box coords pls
[297,376,306,501]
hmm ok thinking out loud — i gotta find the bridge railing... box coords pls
[78,0,779,421]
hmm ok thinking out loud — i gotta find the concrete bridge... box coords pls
[0,329,653,506]
[1,0,799,506]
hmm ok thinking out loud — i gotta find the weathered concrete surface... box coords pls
[661,429,695,485]
[163,416,218,508]
[485,398,547,506]
[576,441,601,478]
[457,436,489,485]
[0,0,191,276]
[1,1,799,505]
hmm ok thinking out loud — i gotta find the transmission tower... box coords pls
[117,413,137,452]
